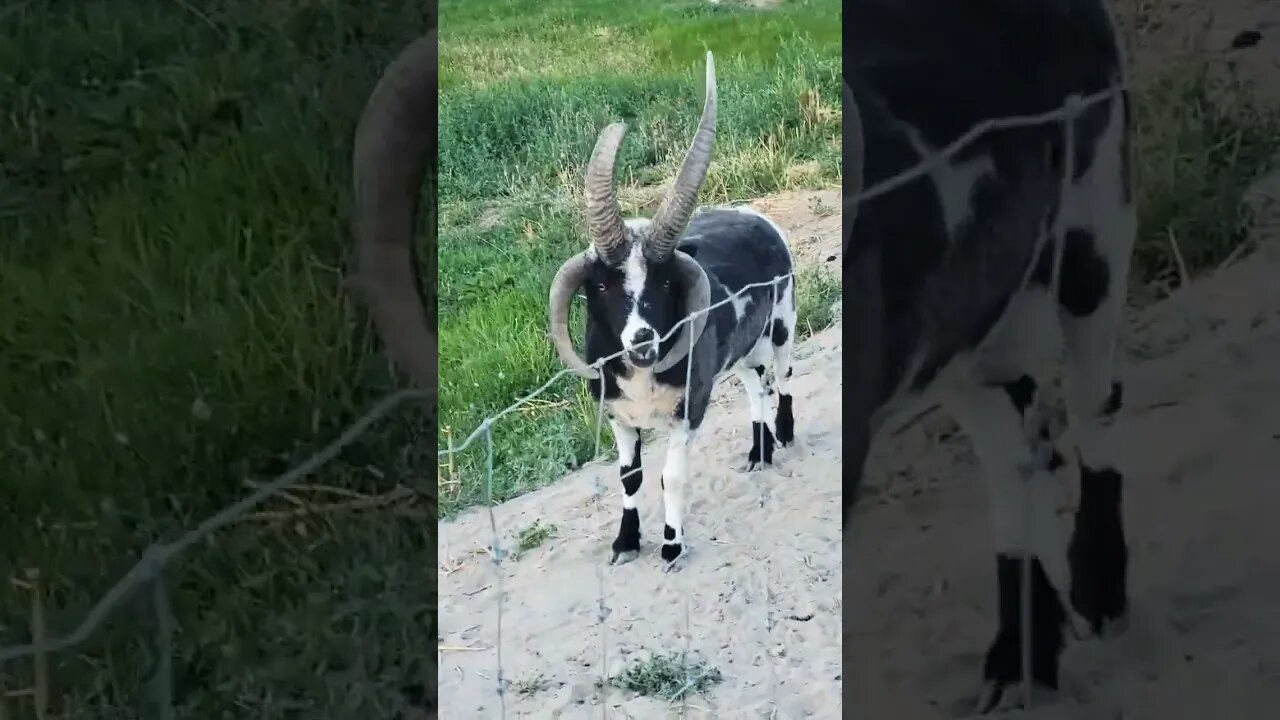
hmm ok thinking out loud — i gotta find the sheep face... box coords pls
[583,239,692,369]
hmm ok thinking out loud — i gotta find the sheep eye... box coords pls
[596,282,607,292]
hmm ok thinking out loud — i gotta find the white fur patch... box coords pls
[611,369,684,430]
[619,241,655,353]
[662,424,691,543]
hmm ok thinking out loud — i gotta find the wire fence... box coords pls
[441,75,1126,718]
[0,74,1126,720]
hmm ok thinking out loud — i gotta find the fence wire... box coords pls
[1,78,1125,720]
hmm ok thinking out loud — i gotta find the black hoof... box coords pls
[747,421,775,468]
[983,555,1067,704]
[775,394,794,446]
[1069,467,1129,635]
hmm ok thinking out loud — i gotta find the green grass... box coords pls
[1131,63,1280,299]
[1,1,435,717]
[437,0,843,517]
[607,650,722,702]
[512,519,557,559]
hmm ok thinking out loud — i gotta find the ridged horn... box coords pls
[348,31,437,391]
[546,253,600,379]
[645,51,717,263]
[584,122,632,266]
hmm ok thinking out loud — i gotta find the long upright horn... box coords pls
[645,51,717,263]
[584,122,632,266]
[348,31,437,391]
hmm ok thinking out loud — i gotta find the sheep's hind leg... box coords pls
[608,419,644,565]
[735,363,775,470]
[769,280,798,447]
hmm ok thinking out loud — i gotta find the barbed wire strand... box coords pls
[766,555,778,719]
[680,297,696,720]
[591,373,609,718]
[1020,92,1082,712]
[147,574,175,720]
[0,388,429,667]
[849,84,1120,210]
[482,419,508,719]
[766,274,781,718]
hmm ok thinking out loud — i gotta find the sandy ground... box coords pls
[438,190,844,718]
[848,218,1280,720]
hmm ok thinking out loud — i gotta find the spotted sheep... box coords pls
[545,52,799,569]
[846,0,1134,712]
[348,43,795,571]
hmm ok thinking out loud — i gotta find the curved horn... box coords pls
[547,253,601,379]
[842,76,865,260]
[584,122,632,266]
[645,51,717,263]
[348,31,437,391]
[650,251,711,374]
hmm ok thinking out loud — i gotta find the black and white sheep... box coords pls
[546,53,799,568]
[845,0,1134,711]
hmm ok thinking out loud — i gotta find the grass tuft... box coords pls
[608,651,723,701]
[2,1,435,716]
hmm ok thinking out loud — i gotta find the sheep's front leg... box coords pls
[609,419,644,565]
[659,422,695,569]
[947,376,1077,713]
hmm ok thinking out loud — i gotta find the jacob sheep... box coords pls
[845,0,1134,712]
[546,52,799,568]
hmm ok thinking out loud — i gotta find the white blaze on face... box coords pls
[619,220,656,354]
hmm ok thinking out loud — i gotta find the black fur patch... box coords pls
[1000,375,1038,416]
[1058,228,1110,317]
[984,555,1067,696]
[1049,449,1066,471]
[1103,380,1123,417]
[775,394,795,445]
[1069,465,1128,633]
[661,523,682,562]
[748,421,775,467]
[613,508,640,557]
[771,318,789,346]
